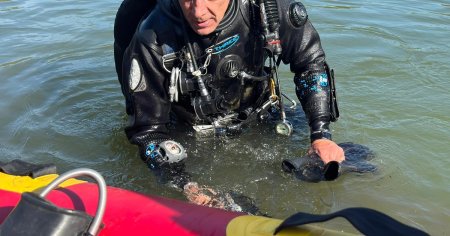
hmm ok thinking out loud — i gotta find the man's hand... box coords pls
[309,139,345,164]
[183,182,224,208]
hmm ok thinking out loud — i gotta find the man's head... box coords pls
[179,0,230,35]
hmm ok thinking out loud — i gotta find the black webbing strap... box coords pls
[274,207,428,236]
[0,159,57,178]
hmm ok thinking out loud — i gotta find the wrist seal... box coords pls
[310,131,332,143]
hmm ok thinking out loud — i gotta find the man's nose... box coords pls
[192,0,207,18]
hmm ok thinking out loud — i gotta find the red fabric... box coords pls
[0,190,20,223]
[0,184,244,236]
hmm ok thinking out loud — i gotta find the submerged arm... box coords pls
[278,1,344,163]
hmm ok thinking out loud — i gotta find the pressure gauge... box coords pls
[276,120,293,136]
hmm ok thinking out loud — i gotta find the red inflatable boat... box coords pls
[0,167,347,236]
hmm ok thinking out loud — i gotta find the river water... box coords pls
[1,0,449,234]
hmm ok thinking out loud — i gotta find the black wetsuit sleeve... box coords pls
[278,1,333,142]
[121,28,171,149]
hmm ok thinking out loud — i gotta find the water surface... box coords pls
[1,0,449,234]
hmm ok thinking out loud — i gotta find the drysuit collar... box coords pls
[160,0,240,35]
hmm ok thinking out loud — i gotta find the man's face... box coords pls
[179,0,230,35]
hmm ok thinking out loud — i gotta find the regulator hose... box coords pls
[262,0,280,32]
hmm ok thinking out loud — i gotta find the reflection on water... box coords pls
[1,0,449,234]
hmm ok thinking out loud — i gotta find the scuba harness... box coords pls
[164,0,298,137]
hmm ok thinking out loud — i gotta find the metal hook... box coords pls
[282,92,297,109]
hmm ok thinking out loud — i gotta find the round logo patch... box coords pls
[129,58,142,91]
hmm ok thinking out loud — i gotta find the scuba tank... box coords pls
[114,0,157,79]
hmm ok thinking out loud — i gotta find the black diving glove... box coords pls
[142,140,187,169]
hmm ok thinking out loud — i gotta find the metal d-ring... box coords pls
[39,168,107,236]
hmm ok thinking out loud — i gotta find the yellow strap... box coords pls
[0,172,85,193]
[226,215,355,236]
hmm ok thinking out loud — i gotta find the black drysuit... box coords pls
[114,0,336,156]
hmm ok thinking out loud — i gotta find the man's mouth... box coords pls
[194,19,212,28]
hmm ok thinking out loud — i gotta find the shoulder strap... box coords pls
[274,207,428,236]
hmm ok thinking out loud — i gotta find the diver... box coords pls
[114,0,345,206]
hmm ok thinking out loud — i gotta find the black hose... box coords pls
[263,0,280,32]
[178,9,211,100]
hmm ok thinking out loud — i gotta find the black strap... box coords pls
[0,160,57,178]
[274,207,428,236]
